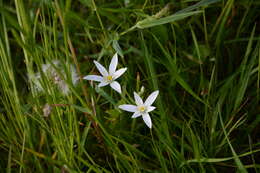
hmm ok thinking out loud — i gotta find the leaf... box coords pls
[112,40,124,57]
[151,33,206,105]
[96,87,117,105]
[218,105,248,173]
[136,11,202,29]
[135,0,221,29]
[175,0,221,14]
[72,104,92,114]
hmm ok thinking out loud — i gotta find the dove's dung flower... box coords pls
[119,90,159,128]
[83,53,127,94]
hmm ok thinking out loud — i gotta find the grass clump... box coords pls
[0,0,259,172]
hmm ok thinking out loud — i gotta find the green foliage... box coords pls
[0,0,259,172]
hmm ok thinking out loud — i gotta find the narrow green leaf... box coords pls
[175,0,221,14]
[72,104,92,114]
[218,105,248,173]
[112,40,124,57]
[136,11,202,29]
[151,33,206,105]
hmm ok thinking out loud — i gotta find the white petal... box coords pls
[142,113,152,128]
[134,92,143,105]
[144,90,159,106]
[119,104,137,112]
[113,68,127,80]
[83,75,103,82]
[93,60,108,76]
[98,81,109,87]
[109,53,118,74]
[147,106,156,112]
[110,81,121,93]
[131,112,141,118]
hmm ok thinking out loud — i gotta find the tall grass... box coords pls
[0,0,259,172]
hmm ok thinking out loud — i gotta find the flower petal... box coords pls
[93,60,108,76]
[110,81,122,93]
[147,106,156,112]
[98,81,109,87]
[109,53,118,74]
[131,111,141,118]
[113,68,127,80]
[134,92,143,105]
[142,113,152,128]
[119,104,137,112]
[144,90,159,106]
[83,75,103,82]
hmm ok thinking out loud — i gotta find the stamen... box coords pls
[106,75,113,81]
[138,105,146,112]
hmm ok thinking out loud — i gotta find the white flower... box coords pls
[83,53,127,94]
[118,90,159,128]
[30,60,79,95]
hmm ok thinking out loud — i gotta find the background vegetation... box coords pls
[0,0,259,172]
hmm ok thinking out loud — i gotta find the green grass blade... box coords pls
[136,11,202,29]
[218,105,248,173]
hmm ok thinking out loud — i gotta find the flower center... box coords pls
[106,75,113,82]
[138,105,146,112]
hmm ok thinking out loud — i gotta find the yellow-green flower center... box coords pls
[138,105,146,112]
[106,75,113,81]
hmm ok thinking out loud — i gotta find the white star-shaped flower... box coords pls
[118,90,159,128]
[83,53,127,94]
